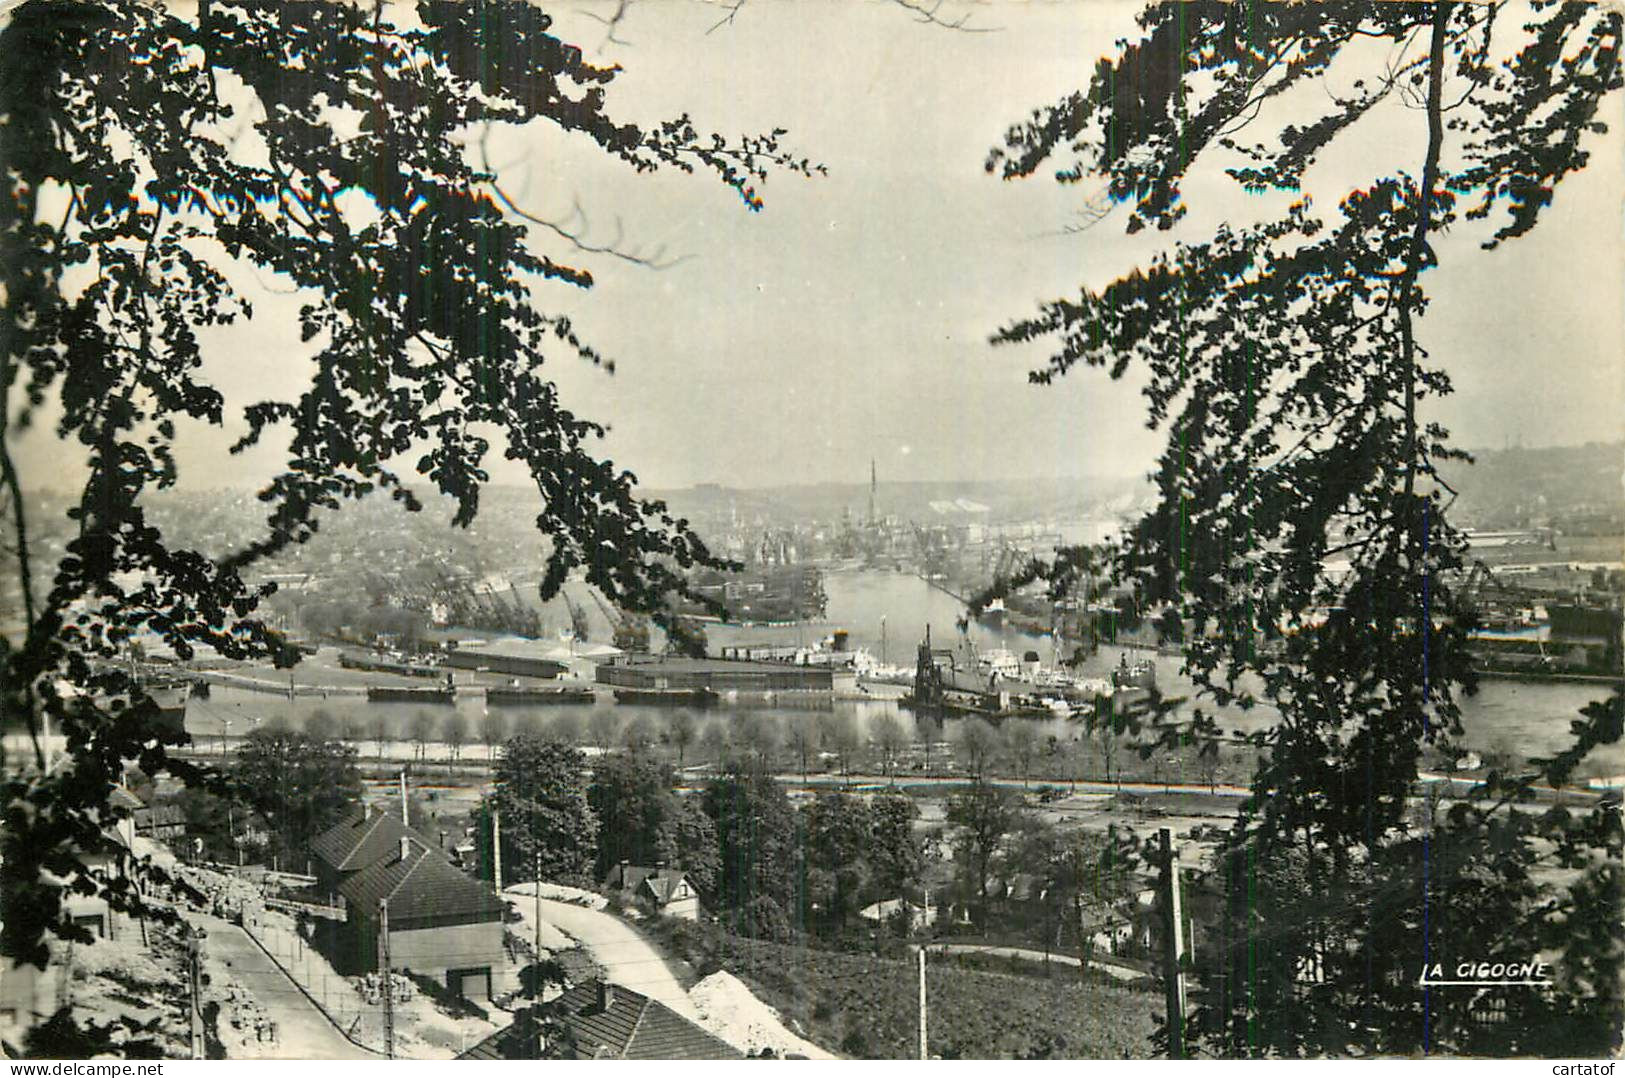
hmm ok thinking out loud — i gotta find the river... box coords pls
[182,569,1622,778]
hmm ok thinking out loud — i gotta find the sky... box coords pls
[14,0,1625,494]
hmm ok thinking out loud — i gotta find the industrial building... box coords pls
[442,638,569,680]
[310,811,508,999]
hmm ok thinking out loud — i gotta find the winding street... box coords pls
[523,896,700,1019]
[193,913,375,1060]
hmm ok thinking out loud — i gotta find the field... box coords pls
[648,920,1158,1059]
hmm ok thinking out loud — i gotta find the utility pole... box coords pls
[492,808,502,889]
[398,769,408,826]
[1158,827,1188,1059]
[533,851,542,998]
[916,946,927,1060]
[379,900,395,1060]
[187,929,205,1059]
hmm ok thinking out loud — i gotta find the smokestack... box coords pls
[596,981,615,1012]
[399,836,411,862]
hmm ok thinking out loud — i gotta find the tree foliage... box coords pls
[492,732,597,886]
[588,749,716,891]
[992,0,1623,1056]
[803,792,923,931]
[0,0,815,960]
[231,727,362,864]
[702,761,802,936]
[946,778,1026,923]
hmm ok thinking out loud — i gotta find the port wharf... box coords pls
[595,655,838,698]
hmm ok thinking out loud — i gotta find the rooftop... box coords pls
[336,834,506,923]
[459,982,739,1060]
[310,810,419,874]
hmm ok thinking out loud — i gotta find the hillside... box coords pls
[648,920,1156,1059]
[1442,441,1623,532]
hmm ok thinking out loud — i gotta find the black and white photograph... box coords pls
[0,0,1621,1062]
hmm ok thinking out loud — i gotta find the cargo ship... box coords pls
[485,686,595,706]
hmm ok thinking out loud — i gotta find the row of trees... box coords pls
[282,697,1240,791]
[483,729,1131,953]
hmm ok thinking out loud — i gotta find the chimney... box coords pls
[596,981,615,1012]
[399,836,411,862]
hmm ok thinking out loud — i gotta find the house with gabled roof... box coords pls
[603,863,702,921]
[310,810,508,999]
[458,981,740,1060]
[309,808,419,895]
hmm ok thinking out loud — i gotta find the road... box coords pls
[195,913,375,1060]
[926,942,1147,983]
[522,895,835,1059]
[527,897,701,1019]
[741,772,1253,799]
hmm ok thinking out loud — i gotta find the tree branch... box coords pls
[479,125,692,270]
[888,0,999,33]
[710,0,997,34]
[1397,2,1453,503]
[580,0,634,49]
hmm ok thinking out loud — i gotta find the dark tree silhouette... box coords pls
[407,710,435,763]
[0,0,817,966]
[946,778,1025,926]
[442,712,468,761]
[231,727,362,866]
[492,733,597,886]
[479,710,508,760]
[701,761,801,936]
[991,0,1622,1056]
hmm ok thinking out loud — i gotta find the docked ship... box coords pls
[1111,654,1157,691]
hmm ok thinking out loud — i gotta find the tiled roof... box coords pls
[458,983,740,1060]
[337,835,505,924]
[310,810,420,873]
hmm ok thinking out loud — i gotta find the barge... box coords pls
[612,687,719,707]
[485,686,595,706]
[367,686,455,705]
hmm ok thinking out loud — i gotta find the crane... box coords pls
[585,584,651,653]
